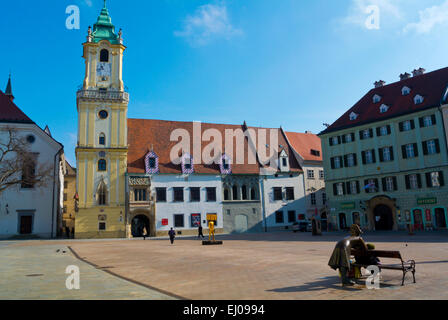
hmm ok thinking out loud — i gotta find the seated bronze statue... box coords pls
[328,224,369,286]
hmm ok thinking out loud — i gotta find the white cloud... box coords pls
[174,3,242,46]
[341,0,403,28]
[404,1,448,34]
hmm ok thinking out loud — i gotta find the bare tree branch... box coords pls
[0,127,54,196]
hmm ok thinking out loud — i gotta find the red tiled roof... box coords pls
[128,119,260,174]
[245,125,302,173]
[284,132,322,161]
[319,67,448,135]
[0,90,33,124]
[127,119,303,175]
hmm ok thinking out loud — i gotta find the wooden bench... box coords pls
[351,249,416,286]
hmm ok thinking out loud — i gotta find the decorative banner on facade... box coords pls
[191,214,201,227]
[417,197,437,205]
[162,219,168,226]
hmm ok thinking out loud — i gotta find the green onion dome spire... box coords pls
[90,0,121,44]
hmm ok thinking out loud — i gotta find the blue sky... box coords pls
[2,0,448,165]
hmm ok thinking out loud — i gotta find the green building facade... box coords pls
[319,68,448,231]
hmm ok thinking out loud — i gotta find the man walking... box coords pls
[198,224,204,239]
[168,227,176,245]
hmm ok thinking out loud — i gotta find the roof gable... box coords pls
[0,90,33,124]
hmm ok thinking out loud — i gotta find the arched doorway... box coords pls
[321,212,328,231]
[435,208,447,229]
[412,209,424,231]
[374,205,393,230]
[131,215,150,238]
[339,213,347,230]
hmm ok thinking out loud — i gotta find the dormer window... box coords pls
[349,112,359,121]
[279,150,289,172]
[145,151,159,174]
[220,154,232,175]
[373,94,381,103]
[182,153,194,174]
[379,104,389,113]
[402,86,411,96]
[414,95,424,105]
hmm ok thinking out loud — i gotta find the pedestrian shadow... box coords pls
[267,276,364,293]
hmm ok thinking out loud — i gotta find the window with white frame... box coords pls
[414,95,424,105]
[379,126,389,136]
[307,170,315,179]
[347,154,356,167]
[430,172,442,187]
[409,174,419,189]
[337,183,344,196]
[334,157,342,169]
[367,179,377,193]
[322,192,327,205]
[350,112,358,121]
[427,140,437,155]
[350,181,358,194]
[402,86,411,96]
[362,129,371,139]
[319,170,325,180]
[379,104,389,113]
[385,177,394,192]
[382,147,392,162]
[365,150,374,164]
[345,133,353,143]
[406,144,416,158]
[423,116,433,127]
[332,137,340,145]
[403,120,412,131]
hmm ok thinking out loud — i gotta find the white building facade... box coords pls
[0,86,64,239]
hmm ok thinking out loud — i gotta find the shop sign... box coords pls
[417,198,437,205]
[340,202,356,210]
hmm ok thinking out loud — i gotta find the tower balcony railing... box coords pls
[77,88,129,102]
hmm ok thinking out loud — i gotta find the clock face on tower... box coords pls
[97,62,111,78]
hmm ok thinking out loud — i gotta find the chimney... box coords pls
[412,68,426,77]
[374,80,386,88]
[400,72,411,81]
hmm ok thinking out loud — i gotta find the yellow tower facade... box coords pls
[75,2,128,238]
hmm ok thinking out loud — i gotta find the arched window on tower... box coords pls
[100,49,109,62]
[98,159,107,171]
[99,133,106,146]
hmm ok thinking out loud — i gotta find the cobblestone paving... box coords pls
[3,231,448,300]
[0,242,176,300]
